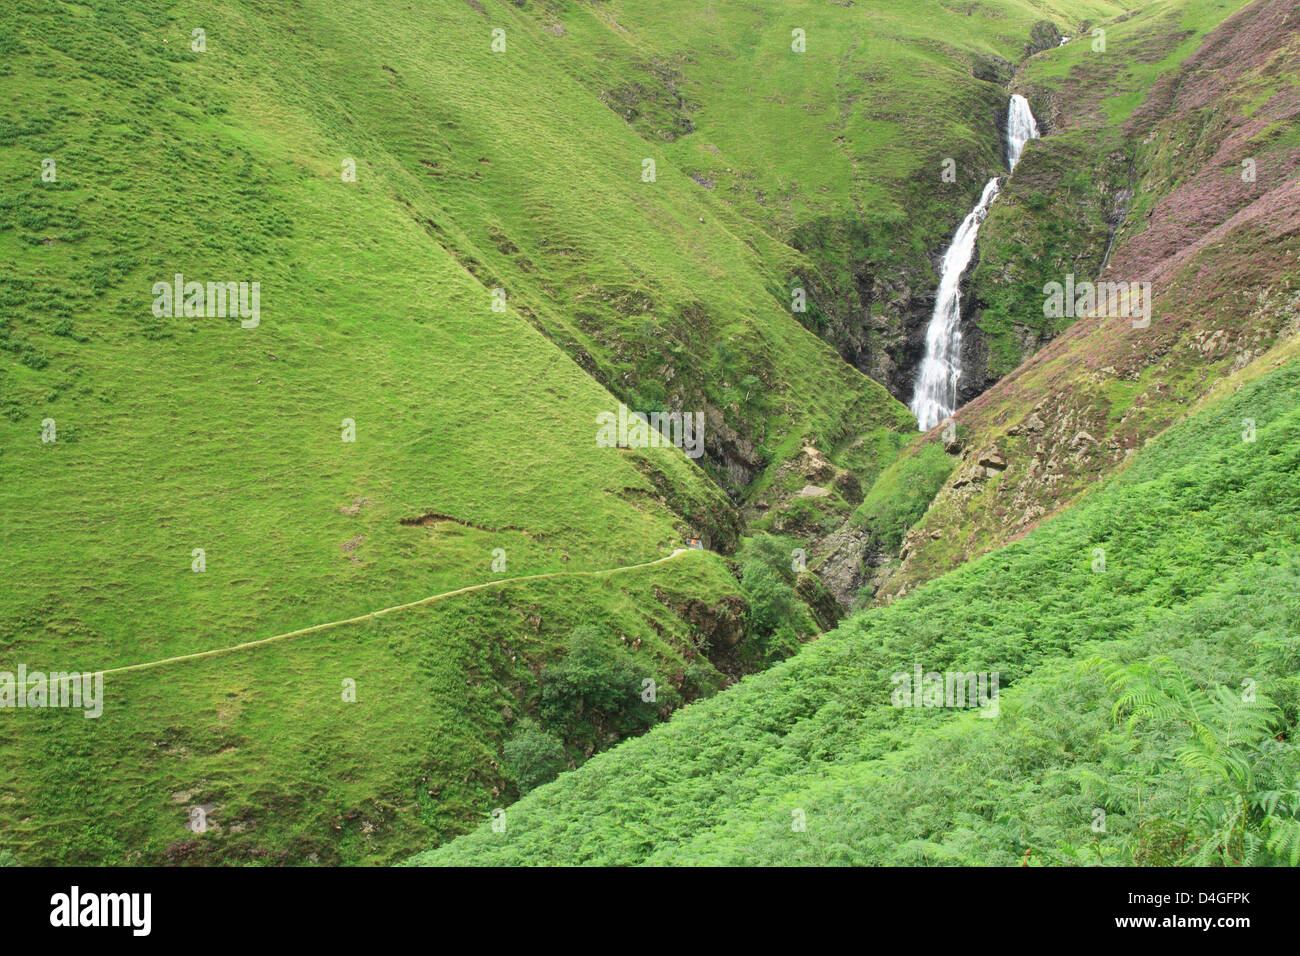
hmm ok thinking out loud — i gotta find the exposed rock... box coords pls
[833,469,864,505]
[798,444,837,483]
[703,404,763,489]
[667,595,747,650]
[797,485,830,498]
[952,449,1008,487]
[972,53,1014,84]
[1023,20,1063,58]
[786,218,941,405]
[814,526,874,609]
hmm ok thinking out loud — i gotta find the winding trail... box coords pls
[88,549,693,680]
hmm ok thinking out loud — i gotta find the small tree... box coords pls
[540,626,670,740]
[740,559,798,633]
[738,533,800,584]
[501,718,567,792]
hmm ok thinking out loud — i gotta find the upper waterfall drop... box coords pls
[1005,93,1041,173]
[908,95,1041,432]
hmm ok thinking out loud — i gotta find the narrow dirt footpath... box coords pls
[91,549,692,679]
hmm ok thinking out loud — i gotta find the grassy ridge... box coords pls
[416,353,1300,865]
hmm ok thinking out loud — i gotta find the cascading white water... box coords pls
[908,177,1001,431]
[1005,93,1041,173]
[908,95,1040,431]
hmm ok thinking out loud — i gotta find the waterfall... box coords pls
[1005,93,1041,172]
[908,96,1040,431]
[908,178,1002,432]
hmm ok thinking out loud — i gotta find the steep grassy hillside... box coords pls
[415,346,1300,866]
[0,0,828,864]
[966,0,1259,386]
[474,0,1150,607]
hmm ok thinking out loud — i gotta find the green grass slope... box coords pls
[0,0,800,864]
[224,0,917,491]
[415,352,1300,865]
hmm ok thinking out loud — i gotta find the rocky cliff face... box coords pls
[846,259,940,404]
[742,443,873,611]
[786,216,941,405]
[1023,20,1064,58]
